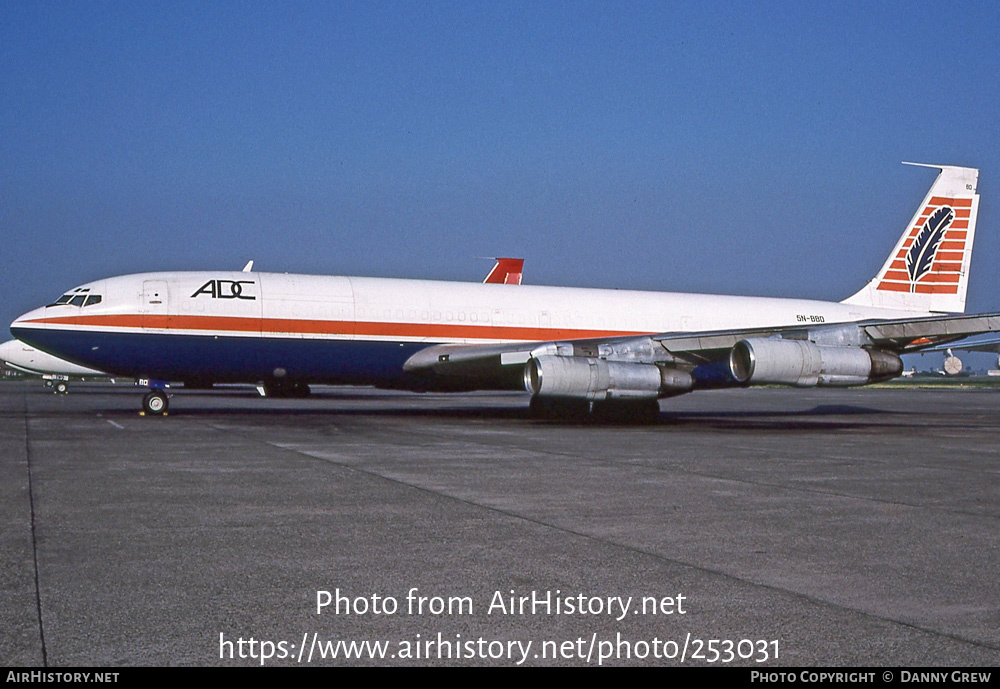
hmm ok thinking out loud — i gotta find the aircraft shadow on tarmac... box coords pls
[22,383,968,431]
[106,392,939,431]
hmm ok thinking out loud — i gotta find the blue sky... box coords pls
[3,1,1000,367]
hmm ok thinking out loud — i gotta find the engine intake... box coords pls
[524,355,693,400]
[729,338,902,387]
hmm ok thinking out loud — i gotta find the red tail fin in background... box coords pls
[483,258,524,285]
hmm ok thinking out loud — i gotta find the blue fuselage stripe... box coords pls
[11,327,427,384]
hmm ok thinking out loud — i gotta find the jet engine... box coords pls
[729,338,902,387]
[524,355,693,400]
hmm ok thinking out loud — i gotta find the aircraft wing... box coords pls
[648,312,1000,358]
[403,312,1000,392]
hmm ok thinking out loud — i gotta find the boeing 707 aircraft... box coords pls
[10,163,1000,417]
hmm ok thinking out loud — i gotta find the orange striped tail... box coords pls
[841,163,979,314]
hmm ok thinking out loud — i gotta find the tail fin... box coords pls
[841,163,980,314]
[483,258,524,285]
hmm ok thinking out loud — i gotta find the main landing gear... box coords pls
[529,396,661,423]
[261,381,311,398]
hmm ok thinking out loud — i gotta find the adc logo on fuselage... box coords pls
[191,280,257,300]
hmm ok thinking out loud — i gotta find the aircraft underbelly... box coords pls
[11,327,428,384]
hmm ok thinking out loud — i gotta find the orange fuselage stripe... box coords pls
[22,314,647,341]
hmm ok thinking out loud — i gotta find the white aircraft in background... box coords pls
[922,335,1000,375]
[0,338,112,393]
[10,163,1000,417]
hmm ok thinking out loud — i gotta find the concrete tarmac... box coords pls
[2,381,999,666]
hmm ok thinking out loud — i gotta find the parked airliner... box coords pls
[0,338,111,393]
[10,164,1000,417]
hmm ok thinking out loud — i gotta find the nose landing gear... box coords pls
[142,390,169,415]
[138,379,170,415]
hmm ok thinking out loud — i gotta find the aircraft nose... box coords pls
[0,338,18,361]
[10,306,48,339]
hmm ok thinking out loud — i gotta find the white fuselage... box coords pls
[10,271,922,387]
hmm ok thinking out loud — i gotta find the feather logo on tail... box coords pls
[905,207,954,291]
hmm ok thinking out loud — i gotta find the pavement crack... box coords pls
[23,387,48,667]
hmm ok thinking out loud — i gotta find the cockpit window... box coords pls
[47,287,101,307]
